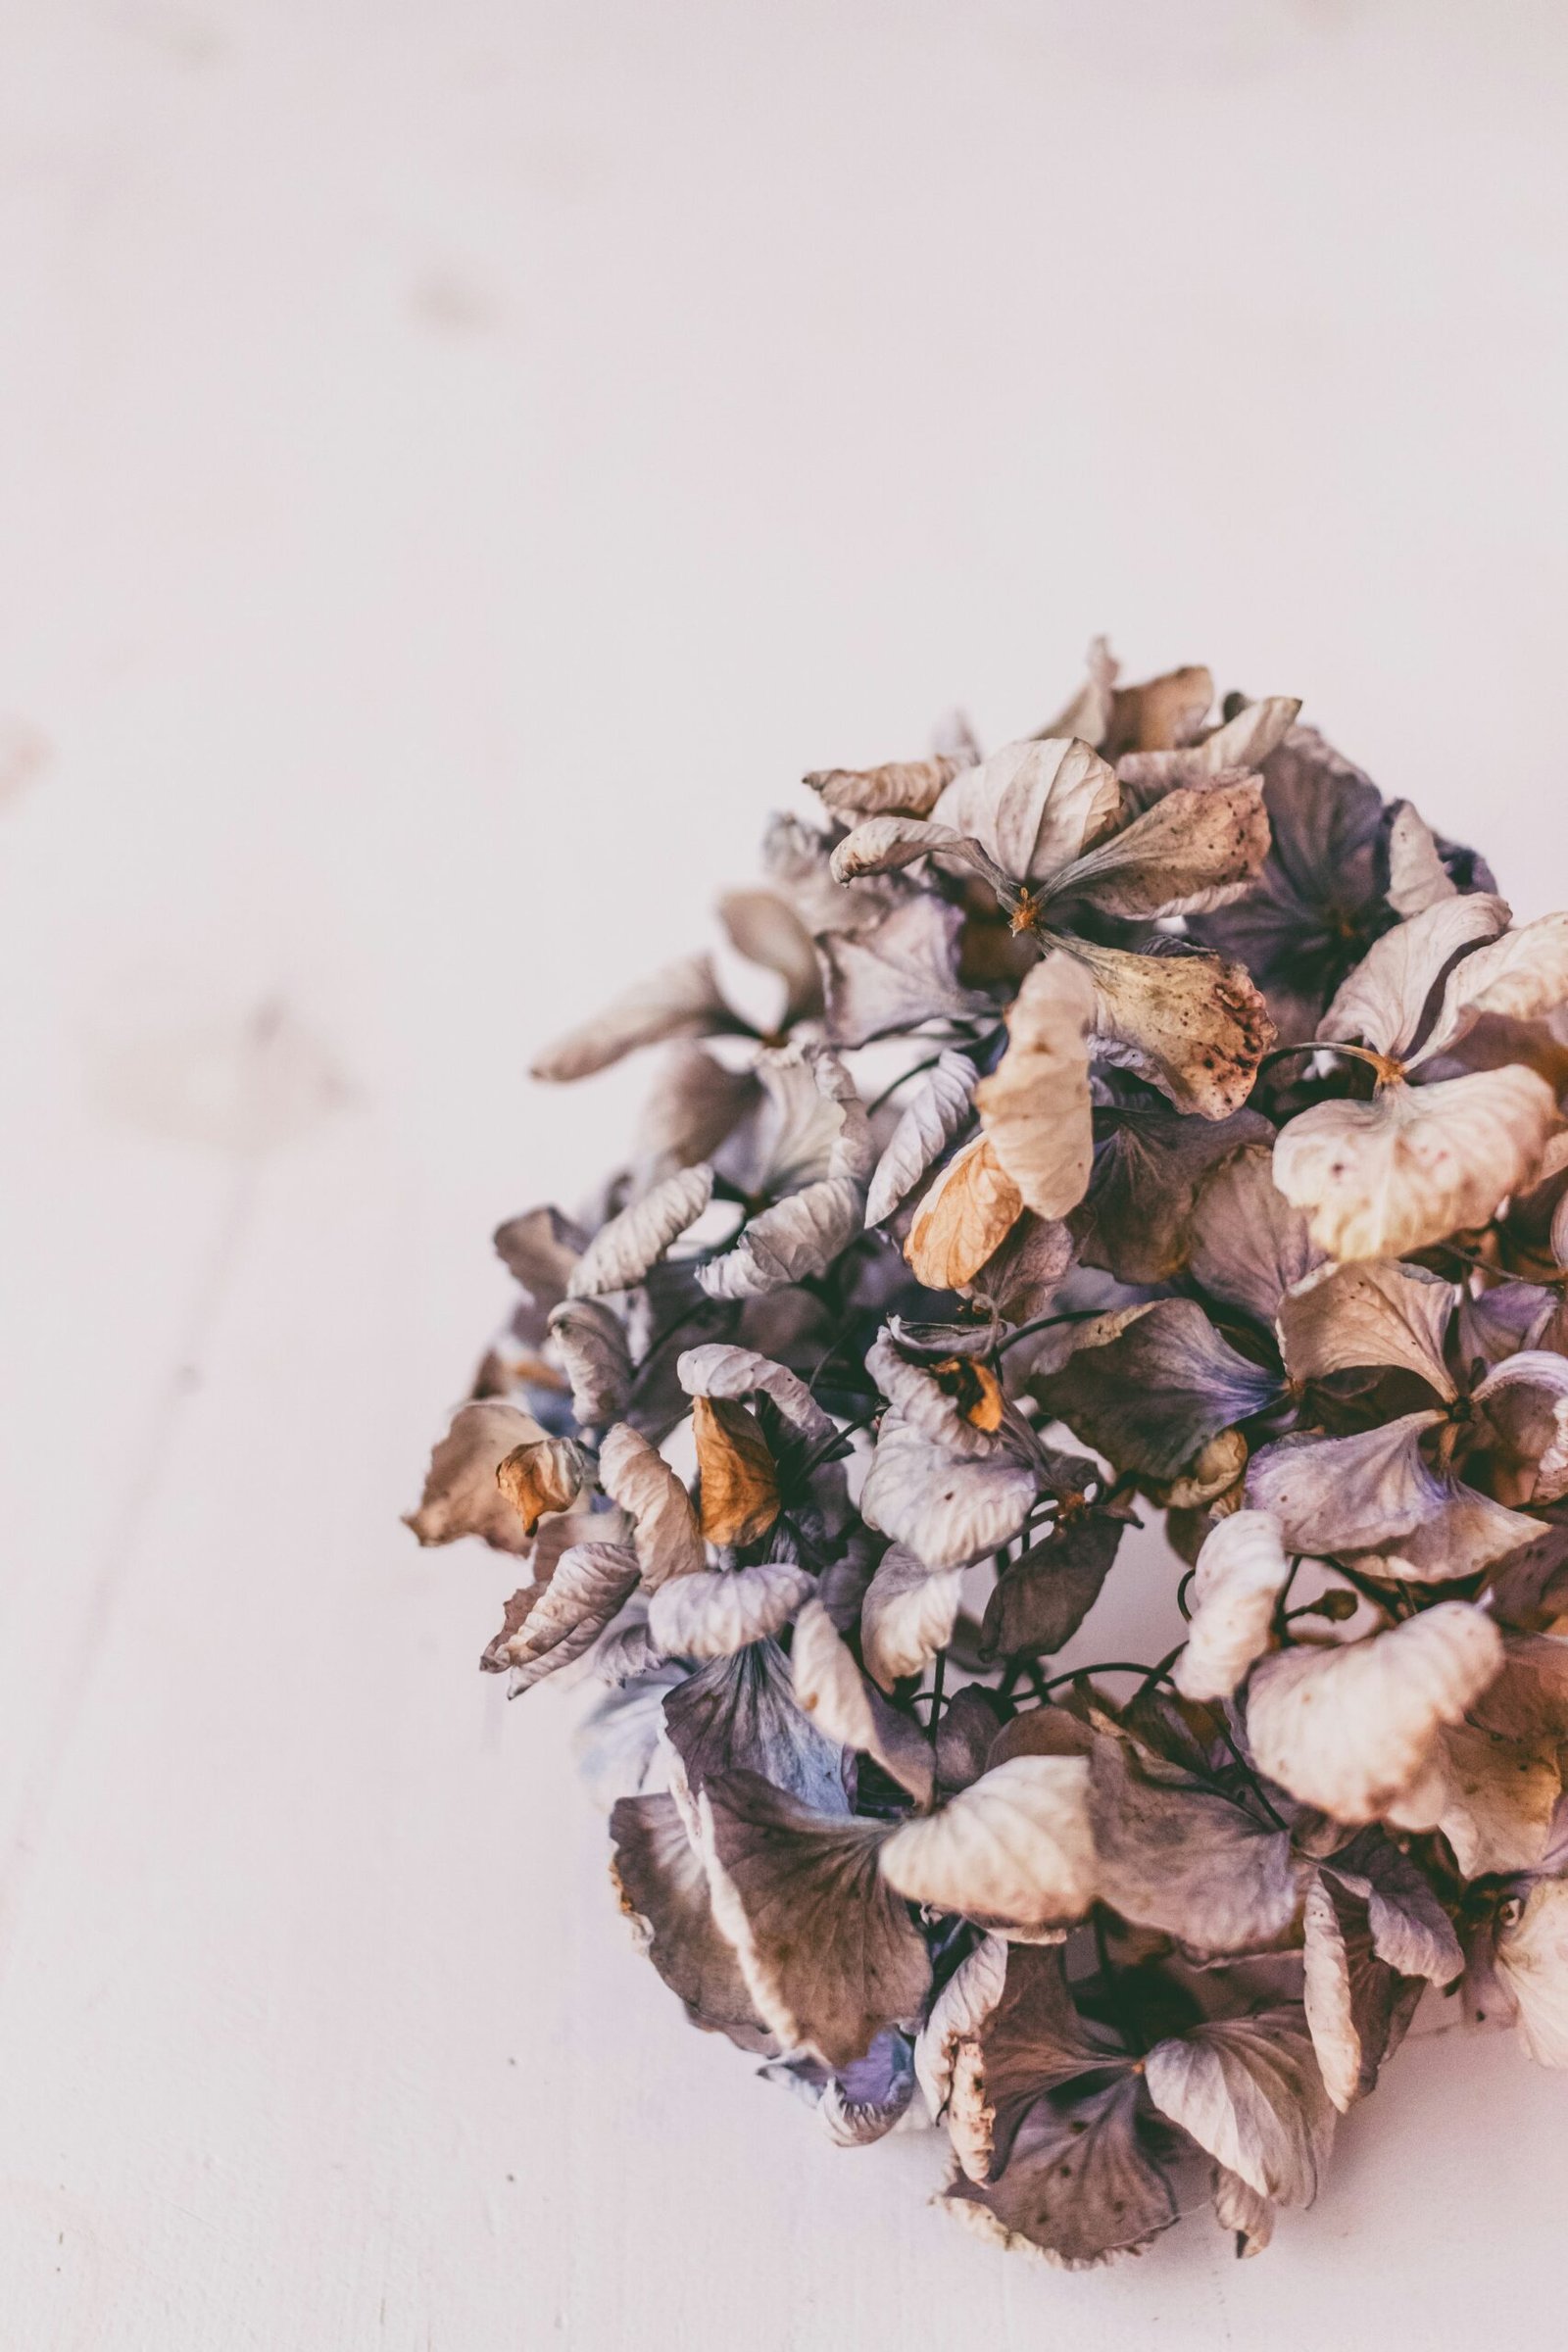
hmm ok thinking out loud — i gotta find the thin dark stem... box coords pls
[628,1299,714,1391]
[994,1308,1104,1359]
[1209,1718,1290,1832]
[793,1404,878,1483]
[1431,1239,1548,1290]
[927,1648,947,1747]
[1176,1567,1198,1622]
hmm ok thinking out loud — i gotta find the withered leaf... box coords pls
[692,1394,781,1545]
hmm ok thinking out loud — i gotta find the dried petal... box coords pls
[819,895,991,1047]
[859,1415,1038,1570]
[1185,1142,1322,1325]
[610,1791,777,2052]
[1033,1300,1285,1483]
[805,751,965,816]
[1495,1878,1568,2066]
[1173,1510,1292,1702]
[979,1515,1124,1663]
[906,1134,1023,1288]
[647,1562,814,1659]
[547,1298,633,1427]
[1143,2010,1333,2206]
[975,951,1096,1219]
[481,1541,639,1685]
[495,1435,588,1534]
[597,1423,705,1586]
[568,1164,714,1298]
[532,953,732,1081]
[865,1051,978,1226]
[1070,938,1275,1120]
[662,1638,847,1812]
[790,1598,935,1804]
[1044,779,1270,920]
[1414,909,1568,1067]
[716,888,822,1024]
[1245,1604,1503,1825]
[691,1395,780,1545]
[913,1933,1008,2121]
[405,1399,547,1554]
[701,1772,931,2067]
[860,1545,964,1690]
[879,1756,1095,1934]
[1275,1259,1456,1397]
[492,1204,586,1305]
[931,736,1124,884]
[1273,1066,1558,1262]
[1385,801,1458,919]
[1317,894,1510,1061]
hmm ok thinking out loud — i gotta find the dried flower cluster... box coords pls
[409,644,1568,2268]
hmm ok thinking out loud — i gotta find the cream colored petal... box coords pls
[1069,938,1274,1120]
[646,1562,814,1660]
[567,1164,714,1297]
[865,1051,978,1226]
[1496,1878,1568,2067]
[1385,802,1458,919]
[531,953,732,1081]
[1144,2011,1333,2207]
[1188,696,1301,773]
[1272,1067,1557,1262]
[1316,894,1510,1060]
[913,1933,1008,2123]
[481,1540,640,1686]
[790,1598,935,1804]
[716,888,823,1024]
[804,751,965,816]
[828,814,990,883]
[1245,1604,1503,1825]
[930,735,1123,883]
[700,1174,863,1299]
[1275,1258,1456,1397]
[864,1330,1009,1460]
[1433,1719,1562,1878]
[596,1423,706,1586]
[878,1755,1095,1934]
[1473,1349,1568,1504]
[860,1545,964,1690]
[633,1041,760,1173]
[676,1342,838,1451]
[1414,909,1568,1068]
[975,951,1096,1217]
[1173,1509,1292,1702]
[858,1415,1037,1570]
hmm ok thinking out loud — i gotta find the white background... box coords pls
[2,2,1566,2345]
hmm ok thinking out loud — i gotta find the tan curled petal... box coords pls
[1069,938,1274,1120]
[1043,779,1270,921]
[1274,1067,1558,1262]
[1413,909,1568,1068]
[647,1562,814,1660]
[1173,1510,1292,1702]
[1275,1258,1456,1397]
[495,1436,588,1535]
[404,1399,547,1553]
[481,1540,639,1685]
[829,814,989,883]
[906,1134,1023,1289]
[531,953,732,1080]
[805,750,966,816]
[976,950,1096,1217]
[1246,1605,1503,1825]
[878,1756,1095,1935]
[567,1164,714,1297]
[1318,895,1509,1061]
[790,1598,935,1805]
[597,1423,705,1586]
[691,1395,780,1546]
[860,1545,964,1690]
[492,1204,586,1304]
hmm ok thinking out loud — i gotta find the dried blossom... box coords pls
[412,642,1568,2269]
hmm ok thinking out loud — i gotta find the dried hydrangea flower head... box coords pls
[409,642,1568,2269]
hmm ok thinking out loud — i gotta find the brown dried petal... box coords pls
[1275,1258,1456,1397]
[610,1791,777,2052]
[701,1772,931,2068]
[492,1204,587,1305]
[979,1514,1123,1663]
[691,1394,781,1545]
[495,1436,588,1535]
[1043,778,1270,921]
[1070,938,1275,1120]
[1075,1108,1272,1290]
[404,1399,548,1554]
[906,1134,1023,1289]
[805,751,966,816]
[864,1051,978,1227]
[930,736,1124,884]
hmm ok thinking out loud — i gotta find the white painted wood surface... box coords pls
[2,3,1566,2343]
